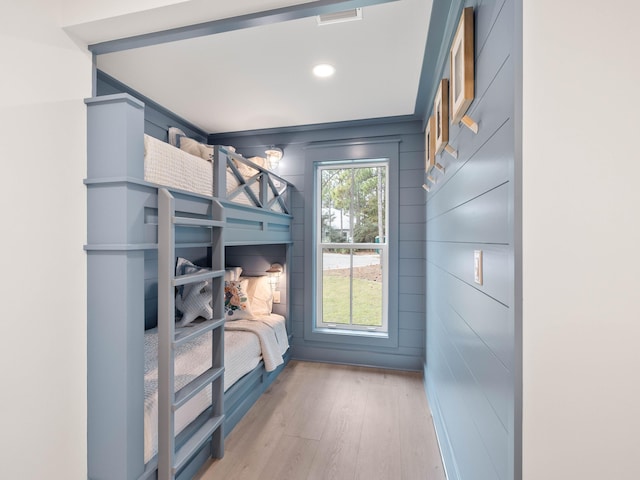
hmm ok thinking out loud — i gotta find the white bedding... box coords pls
[143,313,288,463]
[225,316,289,372]
[143,134,261,206]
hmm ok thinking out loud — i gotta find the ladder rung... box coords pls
[173,216,225,228]
[173,367,224,411]
[173,415,224,474]
[173,269,224,287]
[174,317,225,348]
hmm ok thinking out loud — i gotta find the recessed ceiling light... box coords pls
[313,64,335,78]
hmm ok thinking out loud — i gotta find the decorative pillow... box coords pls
[198,143,214,162]
[179,137,214,162]
[175,257,213,327]
[179,137,204,158]
[224,266,243,282]
[224,279,253,320]
[168,127,186,147]
[240,275,274,317]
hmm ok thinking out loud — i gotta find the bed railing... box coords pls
[213,146,291,215]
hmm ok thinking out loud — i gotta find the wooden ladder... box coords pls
[157,188,225,480]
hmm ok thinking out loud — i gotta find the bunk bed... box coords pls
[85,93,293,480]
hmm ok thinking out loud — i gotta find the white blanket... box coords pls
[224,317,289,372]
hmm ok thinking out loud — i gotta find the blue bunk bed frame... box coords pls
[85,94,293,480]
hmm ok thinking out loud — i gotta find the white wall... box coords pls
[522,1,640,479]
[0,1,91,479]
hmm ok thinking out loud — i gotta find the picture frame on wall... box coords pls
[450,6,475,124]
[425,115,436,172]
[434,78,449,154]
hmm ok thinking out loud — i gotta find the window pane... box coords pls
[351,249,382,327]
[322,248,351,324]
[317,161,388,333]
[321,247,383,327]
[320,166,387,245]
[320,168,350,243]
[350,166,386,244]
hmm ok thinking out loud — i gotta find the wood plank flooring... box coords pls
[195,361,446,480]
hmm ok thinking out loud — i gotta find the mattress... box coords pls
[143,134,261,206]
[143,313,288,464]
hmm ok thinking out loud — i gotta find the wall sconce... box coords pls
[264,146,283,170]
[266,263,283,303]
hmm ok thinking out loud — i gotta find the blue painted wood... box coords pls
[399,240,424,259]
[424,1,517,479]
[427,242,511,307]
[425,376,460,480]
[397,222,426,241]
[428,55,514,198]
[399,205,425,224]
[86,92,297,479]
[426,119,513,221]
[222,201,292,245]
[431,313,508,480]
[210,121,421,148]
[426,183,510,244]
[400,168,426,188]
[399,293,425,313]
[397,311,426,331]
[398,133,426,153]
[399,276,425,295]
[399,150,424,169]
[292,345,423,371]
[400,187,426,206]
[433,265,512,371]
[399,258,425,278]
[399,328,425,349]
[476,0,509,60]
[430,268,512,420]
[86,95,147,480]
[223,352,291,434]
[428,342,501,480]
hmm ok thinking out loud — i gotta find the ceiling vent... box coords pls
[317,8,362,26]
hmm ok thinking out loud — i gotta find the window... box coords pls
[316,161,388,334]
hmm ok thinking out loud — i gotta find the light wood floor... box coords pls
[195,360,445,480]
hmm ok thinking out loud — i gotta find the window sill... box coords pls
[314,327,388,339]
[304,325,397,349]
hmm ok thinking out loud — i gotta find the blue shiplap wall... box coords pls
[212,122,426,370]
[424,0,516,479]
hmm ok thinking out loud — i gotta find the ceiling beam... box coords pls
[414,0,463,126]
[89,0,399,55]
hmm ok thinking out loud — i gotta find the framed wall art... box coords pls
[434,78,449,155]
[425,115,436,172]
[450,6,475,125]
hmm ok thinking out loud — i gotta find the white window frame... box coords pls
[315,160,389,335]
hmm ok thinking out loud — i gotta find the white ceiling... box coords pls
[72,0,433,134]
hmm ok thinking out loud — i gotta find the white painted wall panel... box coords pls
[522,1,640,479]
[0,1,92,479]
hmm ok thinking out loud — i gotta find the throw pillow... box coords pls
[224,279,253,320]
